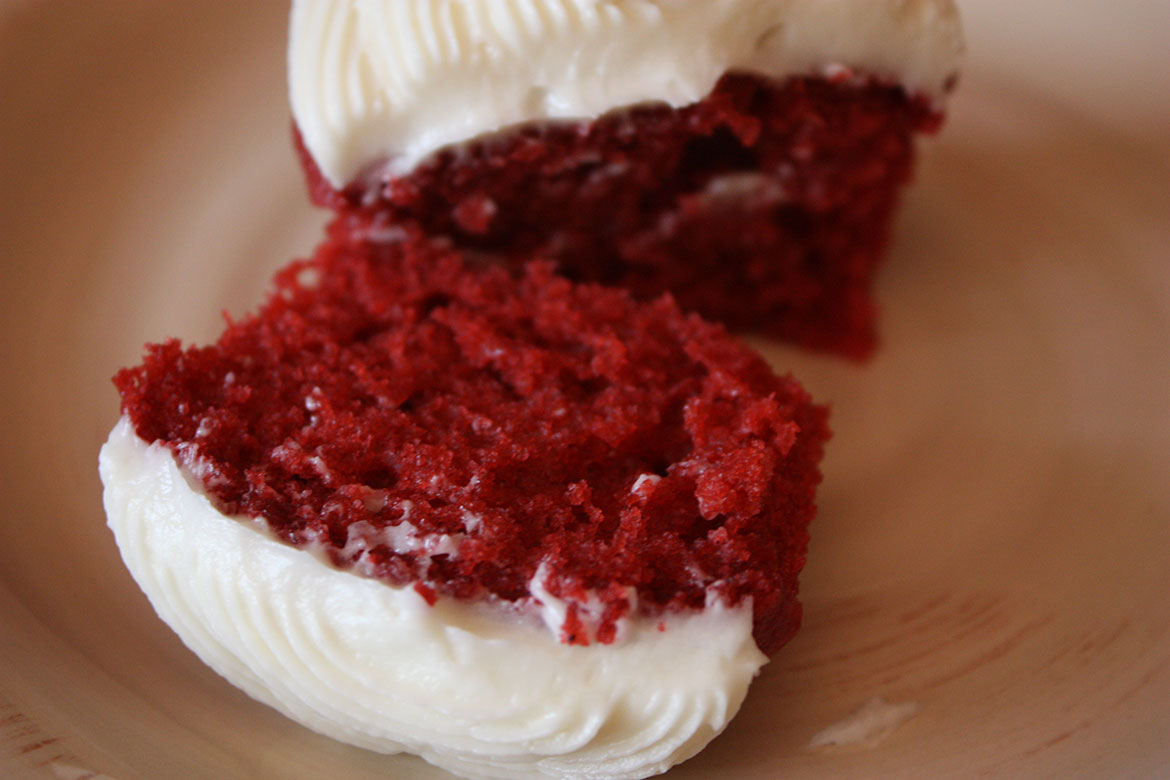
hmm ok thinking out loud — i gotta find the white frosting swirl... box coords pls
[289,0,964,186]
[100,417,766,780]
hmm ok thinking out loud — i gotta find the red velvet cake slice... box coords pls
[101,222,828,779]
[97,2,968,777]
[291,0,964,357]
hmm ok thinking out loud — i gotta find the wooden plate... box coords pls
[2,2,1168,778]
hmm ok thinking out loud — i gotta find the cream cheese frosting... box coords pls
[100,417,767,780]
[289,0,964,187]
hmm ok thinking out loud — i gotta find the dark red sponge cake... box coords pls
[300,73,940,358]
[114,221,828,655]
[97,4,971,776]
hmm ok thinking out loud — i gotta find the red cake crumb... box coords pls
[297,73,941,359]
[115,224,828,655]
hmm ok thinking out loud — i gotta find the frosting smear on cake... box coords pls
[290,0,964,186]
[101,418,766,780]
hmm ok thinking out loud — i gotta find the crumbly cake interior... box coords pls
[115,223,828,654]
[298,73,941,358]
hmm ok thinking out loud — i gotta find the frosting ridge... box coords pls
[289,0,964,185]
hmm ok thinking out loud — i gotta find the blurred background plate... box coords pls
[2,2,1168,779]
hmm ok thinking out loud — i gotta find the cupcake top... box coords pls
[290,0,964,187]
[114,221,828,652]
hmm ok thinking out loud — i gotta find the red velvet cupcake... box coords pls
[291,0,963,357]
[100,3,963,778]
[103,224,827,779]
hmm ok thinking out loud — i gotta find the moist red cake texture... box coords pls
[115,221,829,655]
[297,73,942,359]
